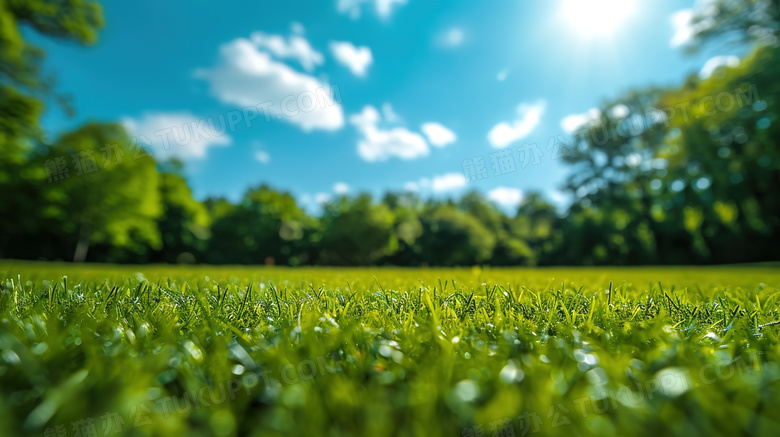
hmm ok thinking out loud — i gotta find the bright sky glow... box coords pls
[562,0,636,36]
[33,0,718,213]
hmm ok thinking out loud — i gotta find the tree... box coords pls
[559,88,669,264]
[459,191,534,265]
[37,123,162,262]
[0,0,104,149]
[416,204,496,266]
[557,2,780,265]
[678,0,779,53]
[319,194,396,265]
[149,161,210,263]
[207,185,314,265]
[380,192,423,265]
[0,0,105,258]
[656,45,780,262]
[512,192,560,265]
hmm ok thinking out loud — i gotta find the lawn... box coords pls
[1,261,780,436]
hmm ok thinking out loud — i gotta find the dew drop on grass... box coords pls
[586,367,608,386]
[454,380,479,402]
[184,340,203,361]
[703,332,723,342]
[653,367,690,397]
[31,342,48,355]
[1,350,20,365]
[499,360,524,384]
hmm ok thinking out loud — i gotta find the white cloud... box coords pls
[350,105,429,161]
[337,0,408,20]
[436,27,465,48]
[560,108,602,133]
[329,41,373,77]
[403,174,465,194]
[376,0,407,17]
[699,55,740,79]
[488,100,546,148]
[121,112,231,161]
[421,122,457,147]
[497,69,509,82]
[487,187,523,209]
[250,31,324,72]
[431,173,467,193]
[350,105,382,128]
[196,37,344,132]
[254,150,271,163]
[403,181,419,192]
[333,182,350,194]
[315,192,332,204]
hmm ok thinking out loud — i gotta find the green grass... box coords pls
[1,261,780,436]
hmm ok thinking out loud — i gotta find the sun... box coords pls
[562,0,636,36]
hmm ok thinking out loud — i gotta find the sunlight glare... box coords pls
[562,0,636,36]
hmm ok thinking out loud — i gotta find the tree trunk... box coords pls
[73,223,91,262]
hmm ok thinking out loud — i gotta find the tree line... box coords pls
[1,0,778,266]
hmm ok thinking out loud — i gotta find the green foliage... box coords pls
[319,194,397,265]
[2,0,780,268]
[0,86,43,159]
[416,204,496,266]
[0,0,111,262]
[1,263,779,436]
[0,0,103,90]
[655,46,780,262]
[512,193,561,262]
[679,0,779,52]
[150,163,211,264]
[558,41,780,265]
[0,0,104,150]
[39,123,162,261]
[207,186,314,266]
[458,192,532,266]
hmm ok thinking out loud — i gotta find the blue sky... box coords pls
[34,0,728,212]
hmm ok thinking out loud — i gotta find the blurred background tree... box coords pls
[0,0,104,259]
[149,160,211,264]
[318,194,396,265]
[38,123,162,262]
[415,202,496,266]
[0,0,778,266]
[206,185,314,265]
[678,0,778,53]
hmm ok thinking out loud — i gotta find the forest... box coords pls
[1,0,778,267]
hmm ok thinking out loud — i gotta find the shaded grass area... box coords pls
[1,261,780,436]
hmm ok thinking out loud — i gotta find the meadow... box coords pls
[1,261,780,436]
